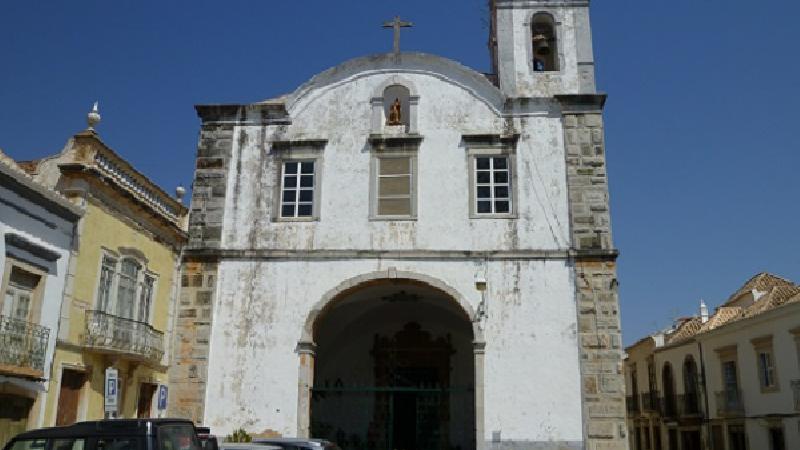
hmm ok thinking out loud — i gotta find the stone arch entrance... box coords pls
[297,274,483,450]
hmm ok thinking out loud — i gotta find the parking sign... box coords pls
[104,367,119,414]
[157,385,168,410]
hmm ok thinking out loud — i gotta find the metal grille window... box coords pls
[377,157,413,216]
[474,156,511,214]
[280,161,315,218]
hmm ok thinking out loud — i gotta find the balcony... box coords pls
[678,393,703,417]
[0,315,50,378]
[640,390,661,413]
[84,310,164,364]
[715,389,744,417]
[626,395,640,415]
[792,380,800,411]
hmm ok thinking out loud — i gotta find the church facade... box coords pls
[170,1,627,450]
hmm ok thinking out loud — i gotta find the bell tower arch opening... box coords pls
[301,277,479,450]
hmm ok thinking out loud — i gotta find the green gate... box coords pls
[310,384,474,450]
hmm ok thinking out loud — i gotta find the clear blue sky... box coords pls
[1,1,797,344]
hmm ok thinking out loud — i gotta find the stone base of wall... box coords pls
[167,260,217,423]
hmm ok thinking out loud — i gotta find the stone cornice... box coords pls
[180,248,623,262]
[0,161,83,222]
[555,94,607,112]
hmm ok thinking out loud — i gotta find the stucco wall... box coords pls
[204,259,583,445]
[221,70,571,252]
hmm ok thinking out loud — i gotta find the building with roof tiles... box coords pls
[0,149,83,444]
[12,107,188,427]
[624,273,800,450]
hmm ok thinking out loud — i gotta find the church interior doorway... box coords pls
[310,279,476,450]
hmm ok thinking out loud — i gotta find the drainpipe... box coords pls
[697,340,712,449]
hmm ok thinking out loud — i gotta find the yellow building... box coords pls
[23,110,187,425]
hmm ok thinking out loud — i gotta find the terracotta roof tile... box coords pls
[724,272,795,305]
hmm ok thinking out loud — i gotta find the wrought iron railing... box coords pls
[640,390,661,413]
[678,393,702,417]
[84,310,164,363]
[715,389,744,416]
[626,395,640,415]
[792,380,800,411]
[0,315,50,376]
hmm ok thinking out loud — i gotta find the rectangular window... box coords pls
[280,160,315,218]
[758,351,776,388]
[3,266,40,323]
[138,275,155,323]
[117,259,140,319]
[376,157,413,217]
[474,156,511,215]
[97,256,117,313]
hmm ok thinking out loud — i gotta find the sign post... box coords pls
[104,367,119,419]
[157,385,168,417]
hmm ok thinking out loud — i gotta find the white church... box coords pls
[169,1,627,450]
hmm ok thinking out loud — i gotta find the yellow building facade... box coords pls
[25,125,187,425]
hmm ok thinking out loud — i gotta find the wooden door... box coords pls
[137,383,157,418]
[56,369,85,425]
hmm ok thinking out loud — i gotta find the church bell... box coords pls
[532,33,551,56]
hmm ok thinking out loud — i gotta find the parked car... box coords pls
[219,444,280,450]
[2,419,201,450]
[251,438,340,450]
[195,427,218,450]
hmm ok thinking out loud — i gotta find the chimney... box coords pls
[700,299,709,323]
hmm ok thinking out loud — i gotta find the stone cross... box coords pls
[383,16,413,54]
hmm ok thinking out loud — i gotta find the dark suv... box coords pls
[3,419,201,450]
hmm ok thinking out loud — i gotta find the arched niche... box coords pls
[530,12,559,72]
[370,77,420,134]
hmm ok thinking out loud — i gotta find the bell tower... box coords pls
[489,0,597,97]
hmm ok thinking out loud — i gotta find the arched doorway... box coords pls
[304,278,477,450]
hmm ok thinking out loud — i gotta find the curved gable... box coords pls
[282,52,505,115]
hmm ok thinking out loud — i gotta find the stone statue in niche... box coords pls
[387,98,403,125]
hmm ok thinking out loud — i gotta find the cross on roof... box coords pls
[383,16,413,54]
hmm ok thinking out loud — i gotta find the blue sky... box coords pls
[1,1,797,344]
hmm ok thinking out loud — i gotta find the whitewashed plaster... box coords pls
[204,258,582,443]
[222,66,571,251]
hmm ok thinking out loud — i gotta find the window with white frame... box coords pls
[94,254,157,323]
[474,156,512,215]
[375,156,414,217]
[280,160,315,218]
[3,265,41,323]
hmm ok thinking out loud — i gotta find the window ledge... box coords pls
[470,214,518,220]
[369,216,418,222]
[273,217,320,223]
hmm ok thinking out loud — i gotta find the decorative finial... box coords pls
[175,184,186,203]
[700,299,709,323]
[87,101,101,131]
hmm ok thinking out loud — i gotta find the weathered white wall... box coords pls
[206,29,584,449]
[222,69,571,252]
[495,5,591,98]
[204,259,583,444]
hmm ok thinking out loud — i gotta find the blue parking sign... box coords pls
[157,385,168,410]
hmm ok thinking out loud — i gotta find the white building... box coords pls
[625,273,800,450]
[0,150,82,443]
[170,2,627,450]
